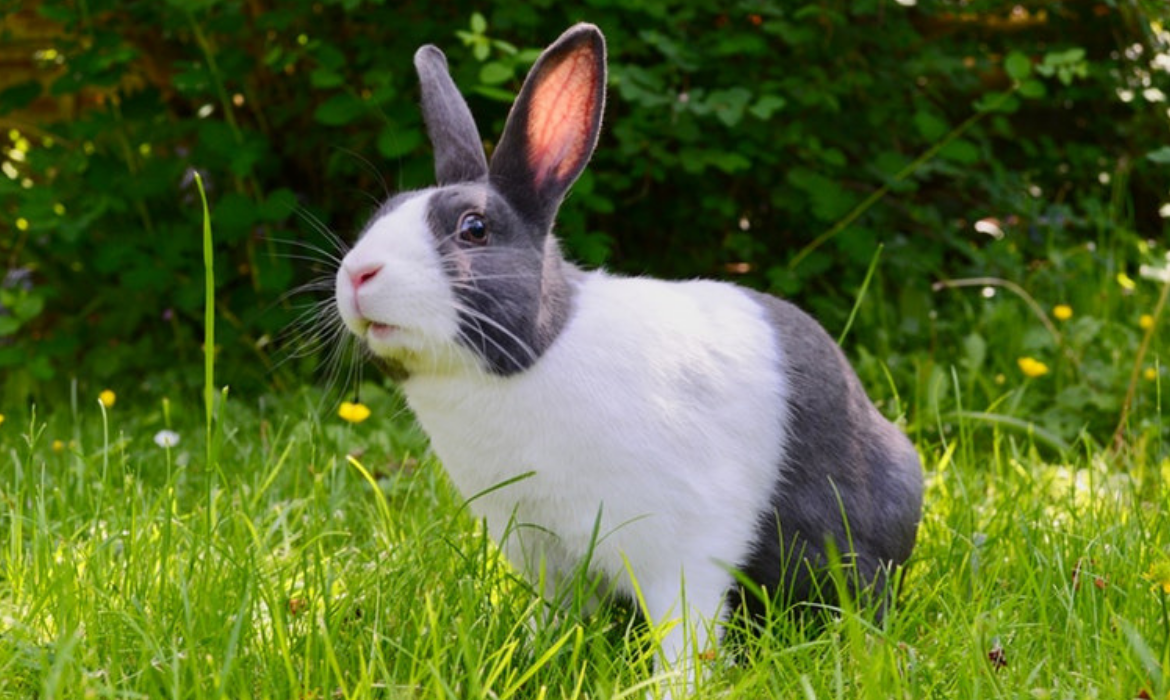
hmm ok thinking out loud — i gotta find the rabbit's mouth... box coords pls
[368,322,399,339]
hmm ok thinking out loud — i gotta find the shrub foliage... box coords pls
[1,0,1168,448]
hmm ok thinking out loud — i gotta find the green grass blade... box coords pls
[194,171,215,469]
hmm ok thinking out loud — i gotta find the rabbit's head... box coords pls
[335,25,606,378]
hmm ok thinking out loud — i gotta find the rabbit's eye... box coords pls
[458,213,488,245]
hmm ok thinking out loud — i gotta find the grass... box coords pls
[0,370,1168,699]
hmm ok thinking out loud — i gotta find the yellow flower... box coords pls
[98,390,116,408]
[1117,272,1136,291]
[1139,314,1155,331]
[1146,367,1159,382]
[1018,357,1049,378]
[1145,560,1170,594]
[52,439,64,452]
[338,401,371,424]
[15,217,29,231]
[0,413,5,427]
[1052,304,1072,321]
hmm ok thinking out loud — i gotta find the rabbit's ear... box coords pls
[415,45,489,185]
[490,24,606,227]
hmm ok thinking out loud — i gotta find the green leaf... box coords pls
[479,62,513,86]
[748,94,786,120]
[492,39,518,56]
[11,292,44,321]
[313,42,346,71]
[471,85,517,103]
[310,69,344,89]
[819,147,847,168]
[834,226,878,265]
[939,138,980,164]
[1017,79,1046,99]
[706,87,752,127]
[707,151,751,173]
[1004,51,1032,81]
[470,12,487,35]
[313,92,366,126]
[974,91,1019,114]
[786,167,859,221]
[259,189,297,221]
[0,316,22,337]
[913,110,948,141]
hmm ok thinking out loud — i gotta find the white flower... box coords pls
[153,429,180,448]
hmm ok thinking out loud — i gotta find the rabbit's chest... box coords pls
[403,275,794,581]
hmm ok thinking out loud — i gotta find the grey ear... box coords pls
[414,45,489,185]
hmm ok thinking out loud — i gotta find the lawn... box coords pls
[1,357,1168,699]
[3,188,1170,698]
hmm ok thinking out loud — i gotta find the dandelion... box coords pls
[15,217,28,231]
[338,401,371,424]
[98,389,116,408]
[1018,357,1049,378]
[1139,314,1155,331]
[1053,304,1073,321]
[52,439,64,452]
[153,430,180,448]
[1145,559,1170,594]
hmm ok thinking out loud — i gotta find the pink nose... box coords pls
[348,263,382,289]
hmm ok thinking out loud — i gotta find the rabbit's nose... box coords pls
[348,263,383,289]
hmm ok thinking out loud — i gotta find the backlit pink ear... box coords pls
[489,24,606,225]
[525,48,603,191]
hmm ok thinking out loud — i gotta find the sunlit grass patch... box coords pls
[0,381,1167,698]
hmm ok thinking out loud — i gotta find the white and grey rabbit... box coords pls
[335,22,923,686]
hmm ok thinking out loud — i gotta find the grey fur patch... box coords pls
[729,290,924,617]
[425,185,577,375]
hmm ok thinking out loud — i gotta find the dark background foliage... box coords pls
[2,0,1168,447]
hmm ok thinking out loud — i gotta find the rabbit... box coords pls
[334,22,923,691]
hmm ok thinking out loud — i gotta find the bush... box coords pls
[1,0,1168,448]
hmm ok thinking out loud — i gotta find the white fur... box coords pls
[402,271,791,674]
[335,191,471,373]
